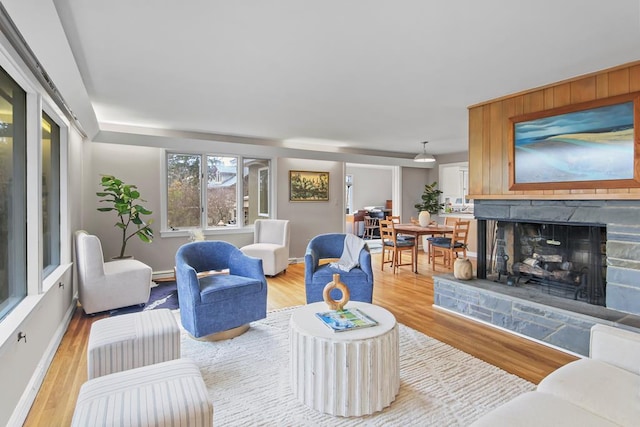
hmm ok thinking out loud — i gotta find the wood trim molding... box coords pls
[469,60,640,109]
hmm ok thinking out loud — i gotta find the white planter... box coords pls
[418,211,431,227]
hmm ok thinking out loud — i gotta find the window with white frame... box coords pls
[42,112,60,277]
[257,167,269,217]
[0,65,27,320]
[206,155,237,227]
[166,152,271,230]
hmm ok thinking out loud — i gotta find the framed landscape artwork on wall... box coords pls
[289,170,329,201]
[509,92,640,190]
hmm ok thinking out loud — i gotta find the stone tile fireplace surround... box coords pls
[433,199,640,356]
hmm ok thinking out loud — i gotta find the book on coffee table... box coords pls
[315,307,379,332]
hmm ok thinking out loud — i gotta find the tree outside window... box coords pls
[207,156,237,226]
[167,154,201,228]
[166,153,271,230]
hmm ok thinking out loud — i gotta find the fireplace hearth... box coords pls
[433,199,640,356]
[482,220,606,307]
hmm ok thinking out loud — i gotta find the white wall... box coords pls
[0,3,87,423]
[0,54,84,426]
[84,143,346,269]
[402,167,431,222]
[346,164,392,211]
[277,158,344,258]
[84,142,255,271]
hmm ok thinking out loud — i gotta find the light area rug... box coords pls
[176,308,534,426]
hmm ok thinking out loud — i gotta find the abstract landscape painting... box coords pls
[513,101,634,185]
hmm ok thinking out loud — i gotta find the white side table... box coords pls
[290,301,400,417]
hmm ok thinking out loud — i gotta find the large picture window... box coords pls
[0,67,27,320]
[166,153,271,230]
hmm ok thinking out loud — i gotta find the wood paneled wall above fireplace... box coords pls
[468,60,640,200]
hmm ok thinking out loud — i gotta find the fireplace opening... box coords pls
[478,220,606,306]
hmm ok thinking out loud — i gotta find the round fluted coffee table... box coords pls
[289,301,399,417]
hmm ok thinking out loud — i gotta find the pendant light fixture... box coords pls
[413,141,436,163]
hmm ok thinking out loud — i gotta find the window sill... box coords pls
[0,296,40,352]
[160,227,254,239]
[42,263,73,293]
[0,263,73,347]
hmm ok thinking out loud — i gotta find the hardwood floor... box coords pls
[23,252,577,426]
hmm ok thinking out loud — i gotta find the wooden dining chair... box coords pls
[430,220,470,268]
[387,215,415,243]
[379,219,395,271]
[386,215,400,223]
[379,219,414,273]
[427,216,457,264]
[363,216,378,240]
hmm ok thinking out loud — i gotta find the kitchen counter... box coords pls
[439,212,474,219]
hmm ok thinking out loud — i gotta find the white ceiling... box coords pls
[47,0,640,158]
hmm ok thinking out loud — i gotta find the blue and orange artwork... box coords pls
[514,102,634,184]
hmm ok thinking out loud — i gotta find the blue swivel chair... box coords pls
[175,241,267,339]
[304,233,374,304]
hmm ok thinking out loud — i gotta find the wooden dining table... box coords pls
[393,223,453,273]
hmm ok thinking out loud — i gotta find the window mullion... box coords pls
[236,158,242,226]
[201,154,207,230]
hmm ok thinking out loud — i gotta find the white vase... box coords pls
[418,211,431,227]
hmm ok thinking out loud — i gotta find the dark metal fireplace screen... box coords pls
[478,220,606,306]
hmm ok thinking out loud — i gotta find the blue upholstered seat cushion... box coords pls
[311,264,369,284]
[430,237,452,246]
[199,275,264,303]
[383,240,414,248]
[431,237,465,248]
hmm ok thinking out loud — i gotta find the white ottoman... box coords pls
[87,309,180,379]
[72,358,213,427]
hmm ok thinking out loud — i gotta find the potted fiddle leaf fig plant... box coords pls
[96,175,154,259]
[414,181,444,226]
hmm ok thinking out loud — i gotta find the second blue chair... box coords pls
[304,233,374,304]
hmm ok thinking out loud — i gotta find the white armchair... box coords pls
[241,219,290,276]
[74,230,152,314]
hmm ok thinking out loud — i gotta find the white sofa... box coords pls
[471,323,640,427]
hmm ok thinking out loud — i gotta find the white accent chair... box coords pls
[74,230,152,314]
[241,219,290,276]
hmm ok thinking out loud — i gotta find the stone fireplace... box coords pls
[433,199,640,356]
[480,220,606,307]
